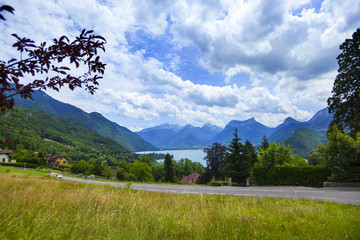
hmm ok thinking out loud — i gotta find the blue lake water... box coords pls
[136,149,207,166]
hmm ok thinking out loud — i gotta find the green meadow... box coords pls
[0,167,359,240]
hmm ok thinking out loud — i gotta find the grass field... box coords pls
[0,165,48,177]
[0,168,359,239]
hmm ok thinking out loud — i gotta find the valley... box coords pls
[11,89,333,159]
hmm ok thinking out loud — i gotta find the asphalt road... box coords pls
[62,176,360,205]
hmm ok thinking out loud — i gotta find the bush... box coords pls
[1,162,37,168]
[207,181,228,186]
[328,167,360,182]
[252,166,332,187]
[116,167,126,181]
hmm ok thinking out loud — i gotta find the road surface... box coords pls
[62,176,360,205]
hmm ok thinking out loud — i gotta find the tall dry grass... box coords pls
[0,172,359,239]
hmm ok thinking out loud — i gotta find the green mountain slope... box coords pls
[0,107,135,164]
[14,90,157,151]
[284,126,328,158]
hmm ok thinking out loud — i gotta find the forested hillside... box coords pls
[0,107,135,165]
[14,90,157,152]
[284,126,328,158]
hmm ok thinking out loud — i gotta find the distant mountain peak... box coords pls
[246,117,256,123]
[283,117,298,125]
[202,123,214,128]
[308,107,330,122]
[227,117,259,128]
[157,123,182,130]
[184,124,195,129]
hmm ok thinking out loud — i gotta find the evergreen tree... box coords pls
[203,142,227,180]
[260,135,269,149]
[222,128,251,184]
[164,153,174,183]
[244,140,258,167]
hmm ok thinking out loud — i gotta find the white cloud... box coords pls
[1,0,360,130]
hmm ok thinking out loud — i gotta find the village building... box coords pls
[180,173,201,184]
[47,153,69,168]
[0,150,14,163]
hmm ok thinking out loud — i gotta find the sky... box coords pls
[1,0,360,131]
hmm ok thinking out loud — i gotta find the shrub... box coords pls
[328,166,360,182]
[116,167,126,181]
[207,181,229,186]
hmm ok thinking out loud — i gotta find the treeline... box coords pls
[202,126,359,187]
[202,129,309,186]
[115,155,204,183]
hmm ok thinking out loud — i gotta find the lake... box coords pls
[136,149,207,166]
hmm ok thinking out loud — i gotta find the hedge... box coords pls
[207,181,228,186]
[251,166,332,187]
[0,162,38,168]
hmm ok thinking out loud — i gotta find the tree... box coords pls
[103,167,113,180]
[257,142,307,168]
[328,28,360,137]
[222,128,251,184]
[130,161,154,182]
[164,153,174,183]
[309,126,360,181]
[70,160,93,174]
[256,142,293,169]
[139,155,151,166]
[260,135,269,150]
[0,5,106,112]
[291,154,309,166]
[244,140,258,166]
[116,167,127,181]
[150,161,164,182]
[203,142,227,180]
[92,159,104,175]
[177,158,205,177]
[255,142,306,183]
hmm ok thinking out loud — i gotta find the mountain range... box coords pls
[13,89,333,158]
[137,123,223,149]
[138,108,333,158]
[13,90,157,152]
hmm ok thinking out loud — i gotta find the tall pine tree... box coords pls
[222,129,252,184]
[260,135,269,150]
[244,140,258,167]
[203,142,227,180]
[164,153,174,183]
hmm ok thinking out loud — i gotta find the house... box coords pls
[180,173,201,184]
[47,153,68,168]
[0,150,13,163]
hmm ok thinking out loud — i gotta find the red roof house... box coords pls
[180,173,200,184]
